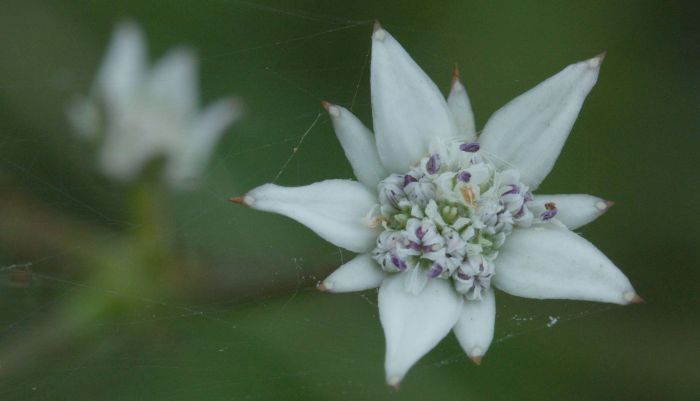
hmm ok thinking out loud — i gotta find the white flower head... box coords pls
[68,21,242,189]
[233,22,641,387]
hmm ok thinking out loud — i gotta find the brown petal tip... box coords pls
[470,355,482,366]
[452,64,460,82]
[589,51,607,68]
[228,196,246,205]
[320,100,340,117]
[624,291,645,304]
[316,281,330,292]
[596,200,615,212]
[630,294,645,304]
[387,376,401,390]
[372,20,387,41]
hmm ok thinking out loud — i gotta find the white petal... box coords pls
[493,225,638,305]
[66,96,100,139]
[371,25,458,173]
[97,21,147,109]
[324,102,388,188]
[480,55,603,189]
[531,194,613,230]
[379,274,463,385]
[447,69,477,141]
[243,180,379,253]
[167,97,243,188]
[320,253,386,293]
[453,289,495,363]
[147,48,199,115]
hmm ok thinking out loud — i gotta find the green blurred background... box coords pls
[1,0,698,400]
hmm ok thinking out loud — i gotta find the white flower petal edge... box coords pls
[453,289,495,364]
[379,274,463,387]
[323,102,387,188]
[480,54,603,190]
[531,194,613,230]
[447,67,477,142]
[493,225,639,305]
[371,23,457,173]
[146,48,199,116]
[167,97,243,186]
[240,179,380,253]
[97,21,146,111]
[319,253,386,293]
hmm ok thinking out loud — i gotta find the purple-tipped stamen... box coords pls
[513,205,525,218]
[428,264,444,278]
[391,254,408,271]
[426,153,441,174]
[502,184,520,195]
[403,174,417,187]
[458,171,472,183]
[540,209,557,221]
[457,271,471,280]
[459,142,480,152]
[541,202,557,221]
[416,225,425,239]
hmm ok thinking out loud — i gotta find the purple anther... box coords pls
[540,209,557,221]
[426,153,441,174]
[416,225,425,239]
[502,184,520,195]
[458,171,472,183]
[408,241,421,251]
[403,174,418,187]
[524,191,533,202]
[513,205,525,218]
[391,254,407,271]
[459,142,480,152]
[457,271,472,280]
[428,264,444,278]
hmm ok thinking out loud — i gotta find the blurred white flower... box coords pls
[232,22,641,387]
[68,21,242,188]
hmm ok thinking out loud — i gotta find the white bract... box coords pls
[234,23,640,387]
[68,21,242,189]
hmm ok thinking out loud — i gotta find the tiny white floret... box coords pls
[68,21,242,189]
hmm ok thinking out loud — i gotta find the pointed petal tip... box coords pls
[317,280,332,292]
[372,20,386,41]
[387,375,402,390]
[450,64,466,93]
[588,52,607,69]
[320,100,340,117]
[469,347,483,365]
[228,196,246,205]
[624,292,645,305]
[595,200,615,213]
[452,64,460,82]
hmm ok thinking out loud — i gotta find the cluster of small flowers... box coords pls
[371,141,544,299]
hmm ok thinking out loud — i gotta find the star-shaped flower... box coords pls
[232,22,641,387]
[68,21,242,188]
